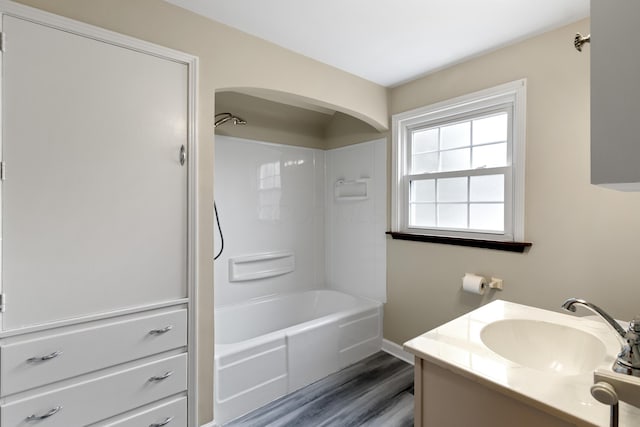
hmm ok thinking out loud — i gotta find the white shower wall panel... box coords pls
[325,139,387,303]
[214,136,325,306]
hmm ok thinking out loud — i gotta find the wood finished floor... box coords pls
[225,352,414,427]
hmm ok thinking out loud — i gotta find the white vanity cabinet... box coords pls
[0,1,197,426]
[591,0,640,190]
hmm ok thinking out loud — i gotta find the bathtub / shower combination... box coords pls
[214,289,383,425]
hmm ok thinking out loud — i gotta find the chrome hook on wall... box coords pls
[574,32,591,52]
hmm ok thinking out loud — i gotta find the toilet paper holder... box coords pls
[462,273,504,293]
[487,277,504,290]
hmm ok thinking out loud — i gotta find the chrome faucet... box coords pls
[562,298,640,377]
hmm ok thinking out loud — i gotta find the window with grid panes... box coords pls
[392,80,526,242]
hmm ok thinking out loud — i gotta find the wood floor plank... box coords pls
[226,352,414,427]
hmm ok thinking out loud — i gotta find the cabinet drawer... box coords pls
[94,397,187,427]
[1,353,187,427]
[1,309,187,396]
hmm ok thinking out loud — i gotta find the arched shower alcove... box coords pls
[213,88,387,149]
[211,88,389,424]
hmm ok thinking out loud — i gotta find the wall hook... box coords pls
[574,32,591,52]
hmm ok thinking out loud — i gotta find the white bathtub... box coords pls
[213,289,383,425]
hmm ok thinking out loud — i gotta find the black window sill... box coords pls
[385,232,532,253]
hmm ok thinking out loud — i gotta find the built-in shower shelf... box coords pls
[229,251,295,282]
[334,178,369,201]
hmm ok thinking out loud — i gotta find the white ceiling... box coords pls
[165,0,590,87]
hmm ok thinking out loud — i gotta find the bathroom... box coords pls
[1,1,639,427]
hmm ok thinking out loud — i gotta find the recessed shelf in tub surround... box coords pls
[334,178,370,201]
[403,300,640,427]
[228,251,295,282]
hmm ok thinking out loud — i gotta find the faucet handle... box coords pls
[626,316,640,346]
[616,318,640,376]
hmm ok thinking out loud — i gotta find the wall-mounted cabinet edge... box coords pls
[591,0,640,191]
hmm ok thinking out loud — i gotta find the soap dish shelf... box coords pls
[334,178,369,201]
[228,251,295,282]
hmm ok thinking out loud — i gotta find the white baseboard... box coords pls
[381,339,414,365]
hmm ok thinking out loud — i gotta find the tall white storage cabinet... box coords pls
[0,2,198,426]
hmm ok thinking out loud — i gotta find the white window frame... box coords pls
[391,79,526,242]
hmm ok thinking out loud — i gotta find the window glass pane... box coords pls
[440,148,470,172]
[411,180,435,202]
[470,174,504,202]
[438,204,467,228]
[412,152,438,174]
[473,113,508,145]
[437,177,468,202]
[412,128,439,153]
[440,122,470,149]
[472,143,507,169]
[394,81,524,240]
[410,203,436,227]
[470,203,504,232]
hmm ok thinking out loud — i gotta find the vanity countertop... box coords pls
[403,300,640,427]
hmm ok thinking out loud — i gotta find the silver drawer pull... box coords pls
[26,406,62,421]
[149,325,173,335]
[26,351,62,363]
[150,416,174,427]
[149,371,173,382]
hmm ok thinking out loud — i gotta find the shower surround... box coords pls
[213,135,386,424]
[214,136,326,306]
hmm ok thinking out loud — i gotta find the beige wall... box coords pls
[215,91,387,149]
[324,112,388,150]
[385,18,640,346]
[215,91,329,149]
[10,1,388,424]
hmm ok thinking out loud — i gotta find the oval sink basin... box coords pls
[480,319,607,375]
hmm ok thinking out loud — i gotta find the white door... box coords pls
[1,15,188,330]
